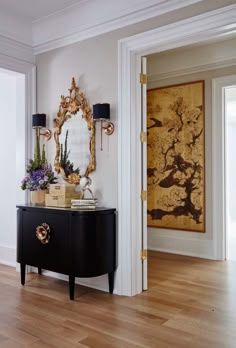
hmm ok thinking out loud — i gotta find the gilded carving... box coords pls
[54,78,96,184]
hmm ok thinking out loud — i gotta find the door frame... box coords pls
[0,55,36,204]
[212,74,236,261]
[117,4,236,296]
[0,53,36,266]
[0,54,36,203]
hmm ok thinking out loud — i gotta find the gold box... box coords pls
[45,192,82,208]
[45,194,71,208]
[49,184,77,197]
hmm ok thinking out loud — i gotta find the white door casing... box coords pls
[141,57,148,291]
[117,4,236,296]
[212,74,236,262]
[0,54,36,267]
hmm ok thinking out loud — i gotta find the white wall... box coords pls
[147,39,236,259]
[37,2,231,211]
[35,3,236,291]
[0,69,25,266]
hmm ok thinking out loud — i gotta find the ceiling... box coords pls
[0,0,84,21]
[1,0,235,57]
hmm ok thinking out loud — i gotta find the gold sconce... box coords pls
[32,113,51,141]
[93,103,114,151]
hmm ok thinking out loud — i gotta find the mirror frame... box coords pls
[54,77,95,184]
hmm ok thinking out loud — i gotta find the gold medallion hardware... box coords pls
[140,131,147,143]
[140,73,147,85]
[140,190,147,201]
[36,223,51,244]
[140,249,148,261]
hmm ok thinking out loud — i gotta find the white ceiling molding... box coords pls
[0,11,32,46]
[0,35,34,64]
[148,58,236,83]
[0,0,86,22]
[32,0,201,54]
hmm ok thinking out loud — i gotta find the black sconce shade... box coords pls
[93,103,110,120]
[32,113,46,128]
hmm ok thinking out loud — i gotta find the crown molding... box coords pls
[32,0,201,55]
[148,58,236,84]
[0,35,34,64]
[120,4,236,53]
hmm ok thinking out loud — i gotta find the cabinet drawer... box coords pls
[21,210,70,274]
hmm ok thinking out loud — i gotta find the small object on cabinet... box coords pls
[71,198,97,209]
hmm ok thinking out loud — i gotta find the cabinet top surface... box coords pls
[17,204,116,215]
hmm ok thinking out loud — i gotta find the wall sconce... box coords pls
[93,103,114,151]
[32,113,51,141]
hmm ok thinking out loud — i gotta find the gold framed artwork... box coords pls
[147,80,205,232]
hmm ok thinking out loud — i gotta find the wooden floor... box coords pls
[1,252,236,347]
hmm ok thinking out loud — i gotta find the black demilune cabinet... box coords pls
[17,205,117,299]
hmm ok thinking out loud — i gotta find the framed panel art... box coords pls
[147,80,205,232]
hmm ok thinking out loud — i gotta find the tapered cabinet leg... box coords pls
[20,263,26,285]
[108,272,115,294]
[38,268,42,275]
[69,275,75,300]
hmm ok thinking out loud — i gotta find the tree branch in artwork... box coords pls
[147,95,204,225]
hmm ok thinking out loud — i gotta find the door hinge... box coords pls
[140,131,147,143]
[140,190,147,201]
[140,73,147,85]
[140,249,148,261]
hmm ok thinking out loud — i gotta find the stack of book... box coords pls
[71,198,98,209]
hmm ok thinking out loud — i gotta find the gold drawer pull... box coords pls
[36,223,50,244]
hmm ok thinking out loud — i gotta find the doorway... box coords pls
[0,68,26,266]
[225,85,236,260]
[117,5,236,296]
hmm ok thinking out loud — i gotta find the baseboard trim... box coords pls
[0,245,16,267]
[0,260,16,267]
[31,267,118,294]
[148,229,216,260]
[148,246,216,260]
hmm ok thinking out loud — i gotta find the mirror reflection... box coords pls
[54,78,95,184]
[59,109,92,176]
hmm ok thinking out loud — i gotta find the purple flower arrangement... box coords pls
[21,130,57,191]
[21,162,57,191]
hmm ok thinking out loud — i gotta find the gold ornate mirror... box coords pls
[54,78,95,184]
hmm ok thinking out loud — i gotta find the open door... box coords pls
[140,56,148,290]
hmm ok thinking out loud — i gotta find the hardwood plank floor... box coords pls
[0,251,236,347]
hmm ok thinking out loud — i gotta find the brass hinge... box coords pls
[140,249,148,261]
[140,131,147,143]
[140,190,147,201]
[140,73,147,85]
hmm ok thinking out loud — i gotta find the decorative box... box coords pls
[49,184,77,197]
[45,194,70,208]
[45,192,81,208]
[45,184,81,207]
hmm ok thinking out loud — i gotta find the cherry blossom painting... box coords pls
[147,81,205,232]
